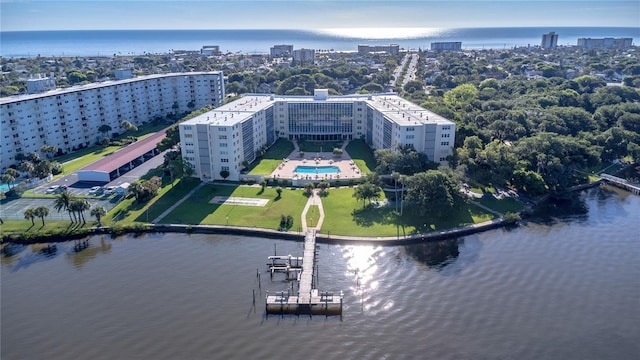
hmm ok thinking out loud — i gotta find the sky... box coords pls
[1,0,638,31]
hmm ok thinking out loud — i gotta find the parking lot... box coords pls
[1,150,167,221]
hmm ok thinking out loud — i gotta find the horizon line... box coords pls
[2,25,638,33]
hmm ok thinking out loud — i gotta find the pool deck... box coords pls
[268,151,362,181]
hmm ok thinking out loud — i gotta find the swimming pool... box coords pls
[293,165,340,174]
[0,182,20,192]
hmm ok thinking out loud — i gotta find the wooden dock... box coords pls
[601,174,640,195]
[265,229,343,315]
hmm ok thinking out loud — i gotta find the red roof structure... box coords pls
[77,129,166,182]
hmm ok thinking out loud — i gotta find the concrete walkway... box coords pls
[300,189,325,231]
[152,182,205,223]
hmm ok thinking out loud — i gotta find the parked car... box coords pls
[104,186,117,195]
[88,186,102,195]
[45,185,60,194]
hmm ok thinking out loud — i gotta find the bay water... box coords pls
[2,186,639,359]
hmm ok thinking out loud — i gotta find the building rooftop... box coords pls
[0,71,223,105]
[182,92,454,128]
[79,129,166,173]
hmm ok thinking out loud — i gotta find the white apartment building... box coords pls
[1,72,225,170]
[179,90,456,181]
[26,74,57,94]
[292,48,315,64]
[577,37,633,49]
[270,44,294,57]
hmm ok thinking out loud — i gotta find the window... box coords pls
[219,135,227,140]
[406,135,414,139]
[442,133,450,138]
[221,158,229,163]
[441,141,449,146]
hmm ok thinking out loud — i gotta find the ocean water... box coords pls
[1,27,638,57]
[2,186,640,359]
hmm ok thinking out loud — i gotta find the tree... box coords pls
[353,181,381,208]
[40,145,58,159]
[304,182,315,195]
[98,124,112,138]
[128,181,146,201]
[167,156,194,185]
[120,120,138,134]
[33,160,53,179]
[220,170,230,180]
[34,206,50,226]
[24,208,36,226]
[405,170,464,218]
[392,171,400,211]
[444,83,478,108]
[54,190,75,222]
[157,125,180,151]
[90,206,107,226]
[70,199,90,223]
[18,161,35,179]
[276,187,283,199]
[1,173,15,190]
[317,180,329,194]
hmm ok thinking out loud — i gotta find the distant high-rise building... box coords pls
[430,42,462,51]
[577,38,633,49]
[541,32,559,49]
[293,48,315,63]
[357,44,400,55]
[270,44,294,57]
[200,45,220,56]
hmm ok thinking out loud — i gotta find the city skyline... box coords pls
[1,0,638,32]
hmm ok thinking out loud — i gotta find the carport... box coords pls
[77,129,166,182]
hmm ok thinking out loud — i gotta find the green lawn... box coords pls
[0,219,95,238]
[105,176,197,226]
[160,185,309,231]
[321,188,400,236]
[345,139,376,174]
[320,188,496,236]
[477,195,525,214]
[306,205,320,228]
[248,139,295,175]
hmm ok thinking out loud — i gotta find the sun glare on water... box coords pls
[315,27,445,40]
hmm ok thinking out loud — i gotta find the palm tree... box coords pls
[90,206,107,226]
[34,206,50,226]
[1,173,15,190]
[24,208,36,226]
[392,171,400,212]
[19,161,35,180]
[128,181,145,201]
[54,190,74,222]
[70,199,91,223]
